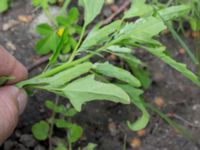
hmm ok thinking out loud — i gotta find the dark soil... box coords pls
[0,0,200,150]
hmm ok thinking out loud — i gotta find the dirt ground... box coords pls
[0,0,200,150]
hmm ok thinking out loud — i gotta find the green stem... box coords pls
[154,6,199,65]
[68,25,86,63]
[44,9,58,27]
[59,0,71,15]
[16,44,113,88]
[166,0,174,6]
[167,22,198,65]
[48,96,59,150]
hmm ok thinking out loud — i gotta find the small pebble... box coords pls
[154,96,165,108]
[178,48,185,55]
[19,134,37,148]
[18,15,33,23]
[153,71,164,81]
[108,120,118,136]
[2,20,19,31]
[4,140,14,150]
[34,145,46,150]
[130,138,141,148]
[137,129,146,137]
[6,41,16,51]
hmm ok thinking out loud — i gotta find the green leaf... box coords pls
[45,100,55,110]
[42,62,93,87]
[78,0,84,7]
[36,23,53,36]
[117,54,151,89]
[48,0,57,4]
[117,84,150,131]
[68,7,80,23]
[55,144,67,150]
[157,5,190,21]
[93,62,141,87]
[143,46,200,87]
[83,143,97,150]
[68,124,83,143]
[32,0,48,9]
[16,62,93,88]
[56,16,69,26]
[189,18,200,31]
[55,119,83,143]
[120,16,166,42]
[107,45,132,53]
[55,119,73,128]
[64,108,77,117]
[35,32,59,55]
[78,20,122,51]
[32,121,49,141]
[0,0,9,13]
[116,53,142,66]
[32,0,41,7]
[45,100,66,113]
[62,75,130,111]
[83,0,104,26]
[124,0,153,19]
[49,28,68,64]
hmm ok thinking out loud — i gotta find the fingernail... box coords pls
[17,89,27,115]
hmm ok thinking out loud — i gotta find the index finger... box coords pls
[0,46,28,84]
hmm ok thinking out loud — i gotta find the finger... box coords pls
[0,46,28,84]
[0,86,27,144]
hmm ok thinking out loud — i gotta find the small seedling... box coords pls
[32,99,84,150]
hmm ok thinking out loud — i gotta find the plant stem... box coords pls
[154,7,199,65]
[166,0,174,6]
[17,40,116,88]
[36,44,112,78]
[44,9,58,27]
[49,96,59,150]
[68,25,86,63]
[59,0,71,15]
[194,37,200,76]
[166,22,199,65]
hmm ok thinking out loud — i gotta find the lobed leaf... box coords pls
[124,0,153,19]
[42,62,92,87]
[62,75,130,111]
[120,16,166,41]
[144,46,200,86]
[157,5,190,21]
[117,84,150,131]
[93,62,141,87]
[78,20,122,51]
[117,54,151,89]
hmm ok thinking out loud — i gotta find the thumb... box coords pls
[0,86,27,144]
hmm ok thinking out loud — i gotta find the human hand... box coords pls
[0,46,28,144]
